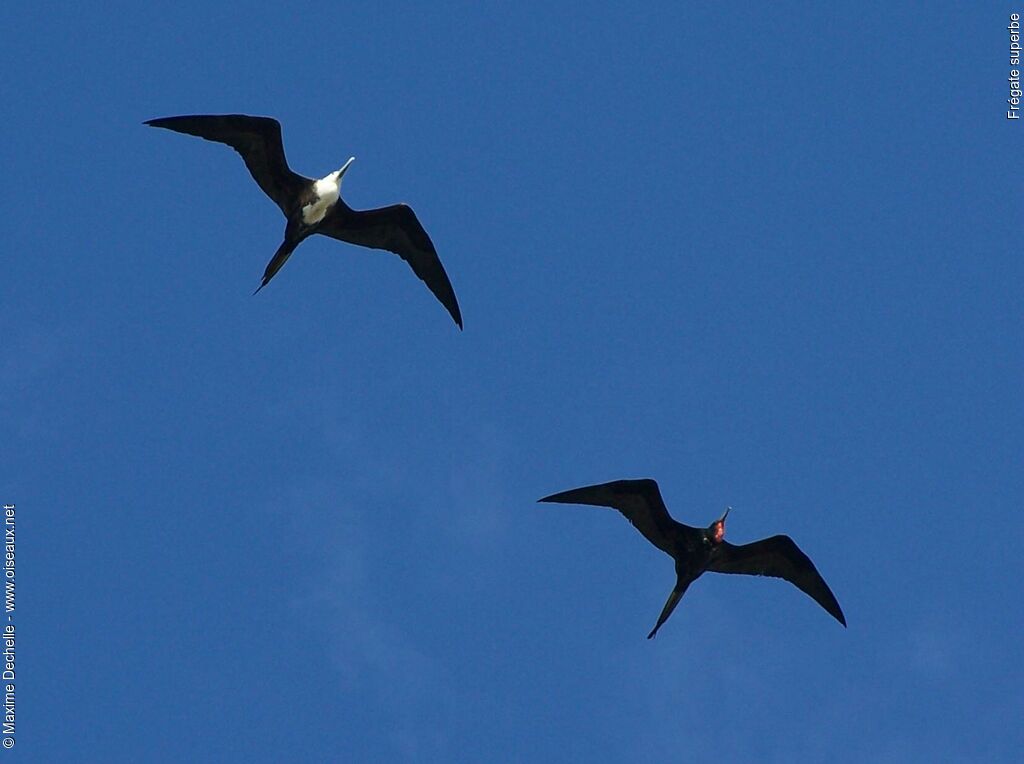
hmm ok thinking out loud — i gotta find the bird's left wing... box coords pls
[318,203,463,329]
[708,536,846,626]
[145,114,308,215]
[538,479,680,557]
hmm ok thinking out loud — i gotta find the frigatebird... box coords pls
[539,478,846,638]
[145,114,462,328]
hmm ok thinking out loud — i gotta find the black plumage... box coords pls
[145,114,462,328]
[539,478,846,638]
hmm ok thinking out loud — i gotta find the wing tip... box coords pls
[144,116,181,127]
[446,297,463,329]
[538,489,577,504]
[537,488,577,504]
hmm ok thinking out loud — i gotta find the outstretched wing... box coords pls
[708,536,846,626]
[318,202,463,329]
[145,114,309,215]
[538,478,681,556]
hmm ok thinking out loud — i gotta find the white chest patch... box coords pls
[302,174,341,225]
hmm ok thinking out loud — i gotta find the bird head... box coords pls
[334,156,355,184]
[706,506,730,545]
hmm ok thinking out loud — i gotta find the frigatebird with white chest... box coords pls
[539,478,846,639]
[145,114,462,328]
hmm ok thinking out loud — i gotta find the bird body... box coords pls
[302,164,350,226]
[145,114,462,328]
[539,478,846,639]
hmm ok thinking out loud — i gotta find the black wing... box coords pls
[145,114,309,215]
[538,479,681,556]
[318,202,463,329]
[708,536,846,626]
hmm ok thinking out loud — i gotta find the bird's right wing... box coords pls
[538,479,678,556]
[708,536,846,626]
[318,203,463,329]
[145,114,308,215]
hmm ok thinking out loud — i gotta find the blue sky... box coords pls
[4,2,1021,761]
